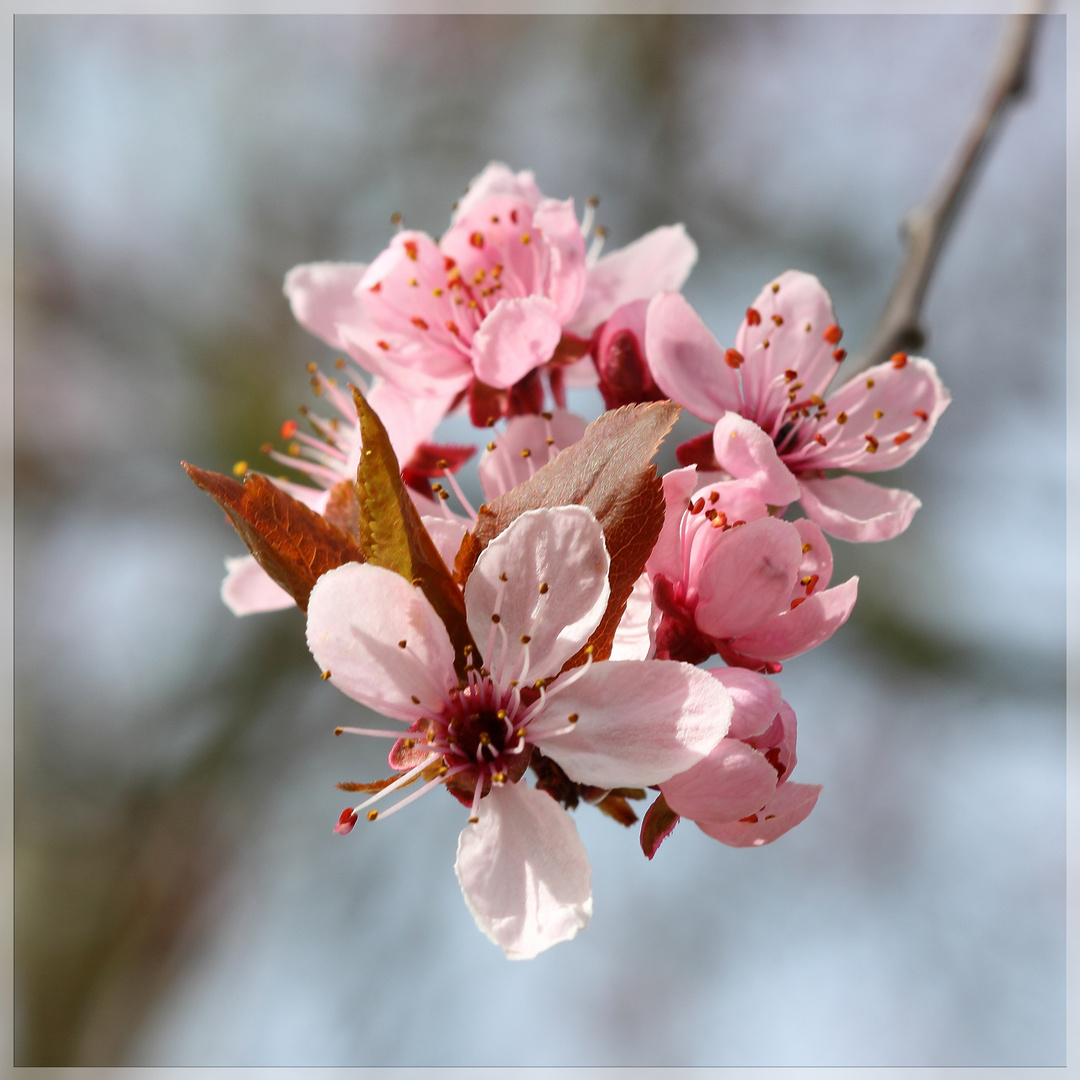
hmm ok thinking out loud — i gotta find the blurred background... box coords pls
[13,12,1064,1067]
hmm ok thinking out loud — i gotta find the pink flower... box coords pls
[658,667,821,849]
[306,505,733,958]
[645,271,951,541]
[285,162,698,425]
[645,466,858,672]
[222,374,464,616]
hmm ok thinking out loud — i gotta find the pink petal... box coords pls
[283,261,369,353]
[420,514,471,571]
[712,412,801,507]
[708,666,783,742]
[791,517,834,591]
[728,575,859,662]
[790,356,950,473]
[221,555,294,615]
[693,517,802,641]
[530,659,732,789]
[465,506,610,683]
[798,475,921,542]
[366,378,456,467]
[453,162,544,221]
[306,563,457,723]
[570,224,699,335]
[533,198,588,324]
[646,466,700,583]
[471,296,563,388]
[661,738,779,826]
[697,781,822,847]
[735,270,840,429]
[455,781,592,960]
[645,293,742,423]
[608,573,659,661]
[478,410,588,501]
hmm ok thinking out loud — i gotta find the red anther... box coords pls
[832,348,847,361]
[893,432,912,445]
[470,232,484,248]
[411,316,429,330]
[804,573,819,594]
[691,497,705,515]
[369,281,381,292]
[446,320,460,335]
[813,433,828,446]
[746,307,762,326]
[708,490,720,503]
[790,597,806,610]
[740,813,760,823]
[334,808,359,835]
[864,434,879,452]
[772,314,784,326]
[510,209,518,224]
[443,255,457,270]
[913,409,929,421]
[280,419,298,438]
[403,240,419,261]
[377,340,390,351]
[823,324,842,344]
[891,352,909,368]
[731,519,746,528]
[784,369,798,383]
[725,349,744,368]
[260,442,272,454]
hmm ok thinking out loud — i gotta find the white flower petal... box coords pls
[531,659,732,789]
[221,555,294,615]
[465,506,610,683]
[306,563,457,723]
[455,782,592,960]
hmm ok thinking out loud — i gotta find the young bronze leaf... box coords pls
[182,463,363,612]
[640,792,681,860]
[351,386,475,674]
[455,401,679,664]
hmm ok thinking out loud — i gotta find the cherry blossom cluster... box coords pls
[186,162,949,959]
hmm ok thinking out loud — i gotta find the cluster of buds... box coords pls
[185,163,949,959]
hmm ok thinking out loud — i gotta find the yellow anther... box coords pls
[874,409,884,420]
[539,583,549,594]
[367,809,379,821]
[334,726,343,735]
[232,460,248,476]
[321,670,332,681]
[520,448,531,458]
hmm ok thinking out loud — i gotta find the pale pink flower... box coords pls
[646,271,951,541]
[306,505,733,958]
[284,162,698,424]
[645,466,858,672]
[658,667,821,849]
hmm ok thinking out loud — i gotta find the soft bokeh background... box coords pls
[13,12,1065,1067]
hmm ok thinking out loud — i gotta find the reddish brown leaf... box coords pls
[352,387,476,676]
[455,401,680,665]
[593,792,639,827]
[640,792,681,859]
[182,463,363,612]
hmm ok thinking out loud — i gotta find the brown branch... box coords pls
[850,10,1043,373]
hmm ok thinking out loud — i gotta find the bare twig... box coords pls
[850,10,1043,373]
